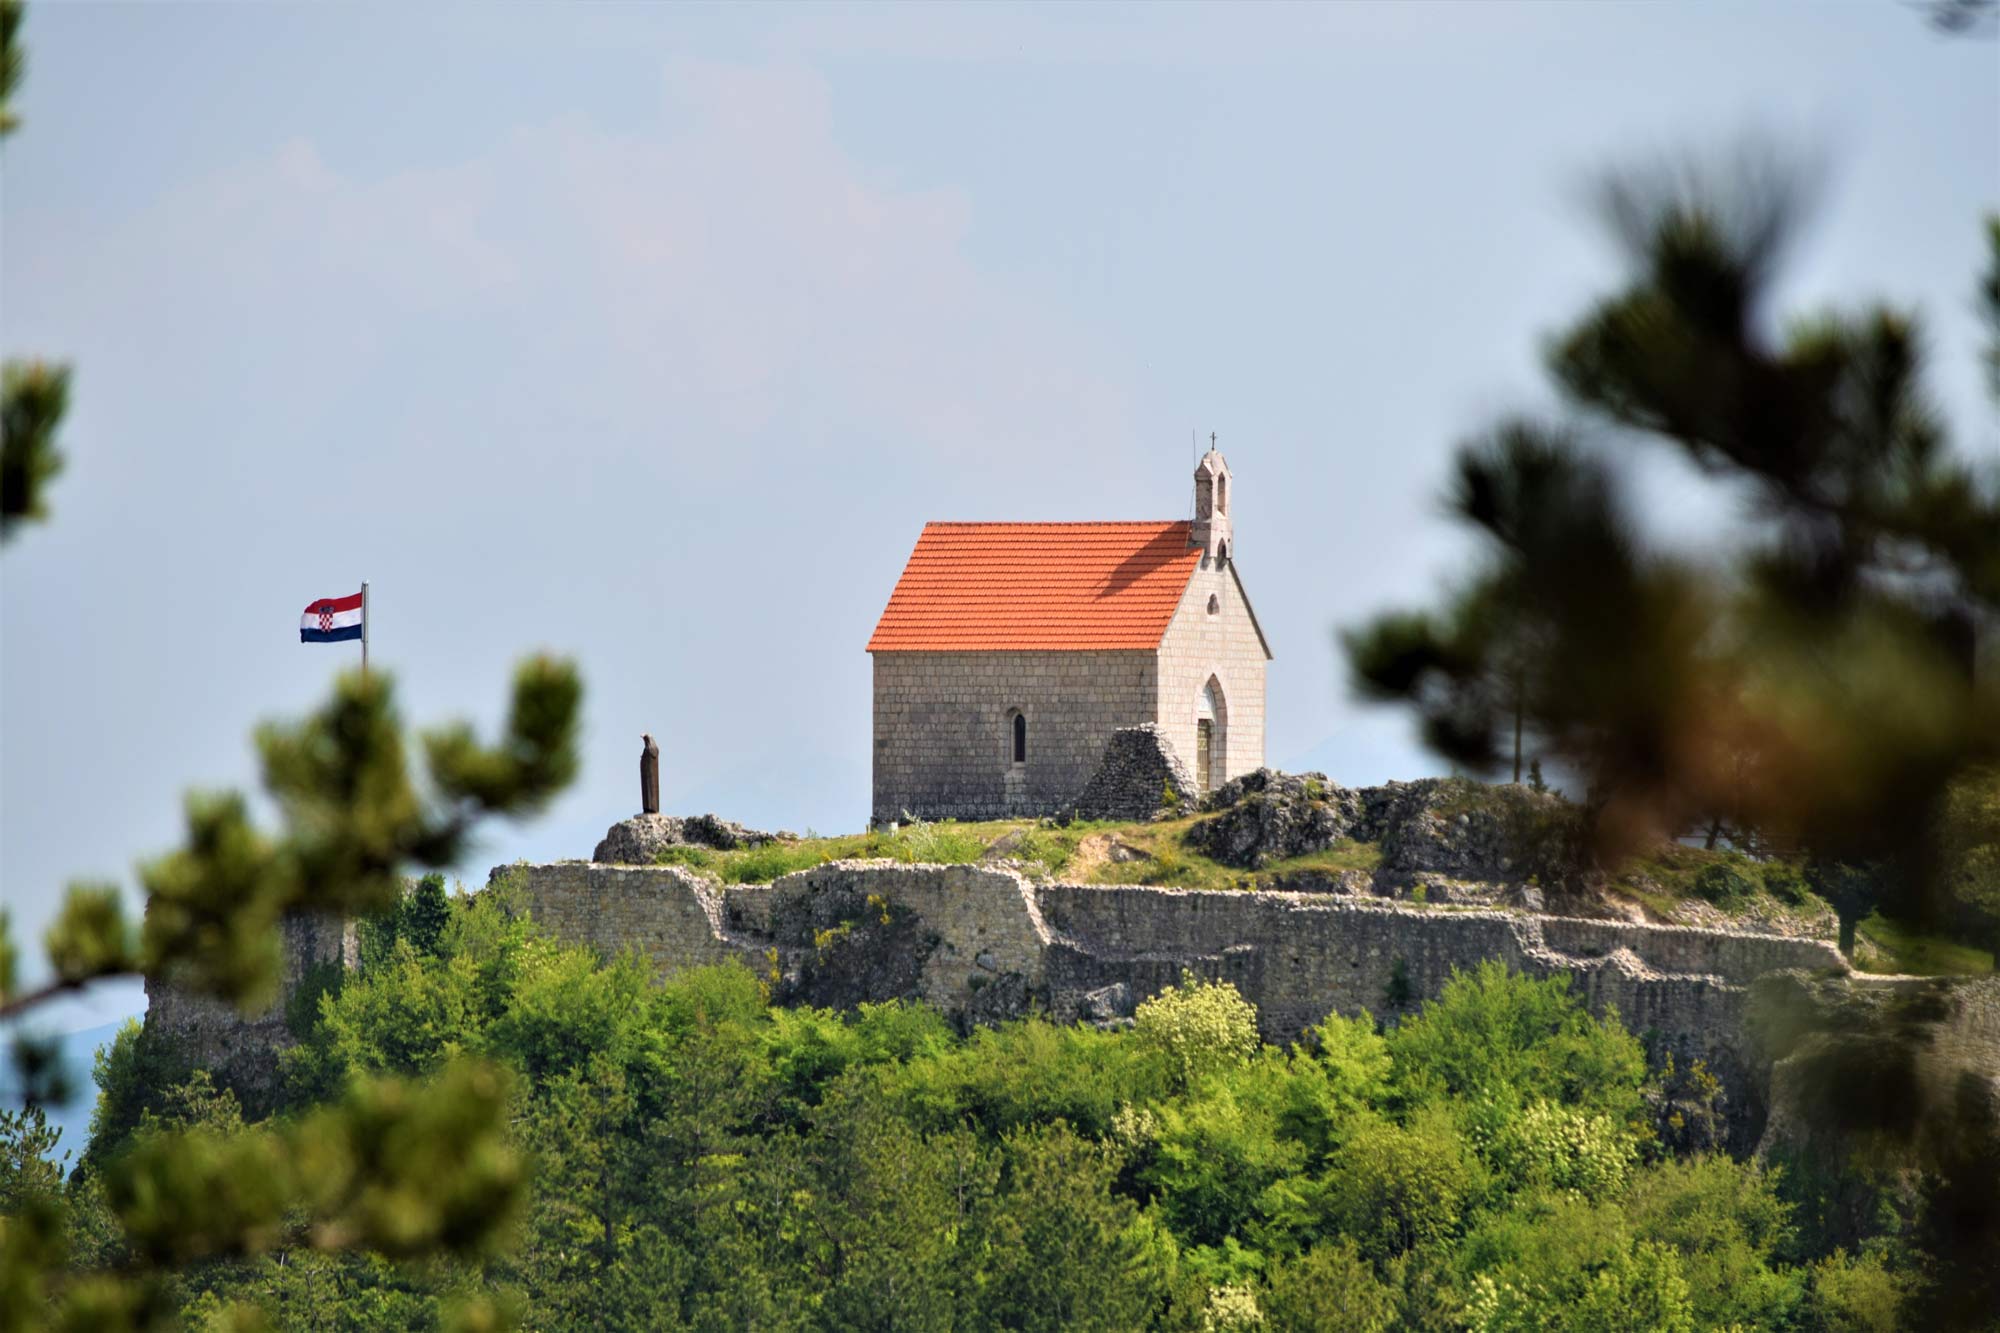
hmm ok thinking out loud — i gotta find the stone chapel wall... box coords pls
[1155,559,1267,792]
[871,650,1157,822]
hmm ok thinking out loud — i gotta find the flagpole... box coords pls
[361,581,369,680]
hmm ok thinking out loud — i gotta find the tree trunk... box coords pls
[1838,908,1857,957]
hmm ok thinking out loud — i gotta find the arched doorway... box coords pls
[1196,676,1227,794]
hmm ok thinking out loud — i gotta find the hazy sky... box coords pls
[2,2,1994,1024]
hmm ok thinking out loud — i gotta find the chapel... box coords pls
[867,448,1271,822]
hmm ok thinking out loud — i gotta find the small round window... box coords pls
[1206,594,1220,615]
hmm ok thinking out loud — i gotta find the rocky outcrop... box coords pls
[1376,779,1582,885]
[1070,725,1197,822]
[1186,771,1584,889]
[593,813,783,864]
[593,814,686,864]
[1185,770,1356,866]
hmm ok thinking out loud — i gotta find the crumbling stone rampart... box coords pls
[493,858,1855,1142]
[142,912,356,1102]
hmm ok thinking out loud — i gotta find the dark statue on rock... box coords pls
[640,732,660,815]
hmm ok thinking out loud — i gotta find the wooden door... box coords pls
[1197,718,1213,794]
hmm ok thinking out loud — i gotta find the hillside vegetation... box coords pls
[28,881,1956,1331]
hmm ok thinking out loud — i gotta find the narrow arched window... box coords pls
[1217,473,1228,515]
[1012,711,1028,764]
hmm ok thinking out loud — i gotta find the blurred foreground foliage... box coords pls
[1342,144,2000,1324]
[0,1,68,546]
[0,662,581,1330]
[0,5,570,1318]
[1344,150,2000,948]
[2,661,581,1020]
[5,915,1961,1332]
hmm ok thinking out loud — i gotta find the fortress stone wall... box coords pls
[497,858,1862,1141]
[140,857,1999,1155]
[143,912,356,1101]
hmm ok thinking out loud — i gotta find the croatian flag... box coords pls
[300,591,364,643]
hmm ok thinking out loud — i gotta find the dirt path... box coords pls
[1064,832,1116,883]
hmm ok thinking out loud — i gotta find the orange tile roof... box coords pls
[867,521,1203,652]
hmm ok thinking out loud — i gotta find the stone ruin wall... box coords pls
[496,858,1866,1140]
[142,912,356,1099]
[143,859,2000,1151]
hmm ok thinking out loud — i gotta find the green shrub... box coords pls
[1325,1106,1478,1260]
[84,1020,195,1168]
[1139,1068,1309,1247]
[723,841,834,883]
[1806,1249,1909,1333]
[1692,862,1757,909]
[1622,1154,1802,1329]
[1134,972,1260,1090]
[1386,962,1646,1125]
[402,873,452,957]
[884,1018,1172,1138]
[285,958,346,1040]
[1761,862,1812,907]
[1259,1240,1395,1333]
[1489,1100,1637,1200]
[1464,1238,1695,1333]
[891,819,988,865]
[653,844,717,871]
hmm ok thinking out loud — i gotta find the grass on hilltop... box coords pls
[1853,912,1996,977]
[652,814,1379,892]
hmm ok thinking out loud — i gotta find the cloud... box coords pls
[23,59,1132,475]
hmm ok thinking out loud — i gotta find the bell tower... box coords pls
[1190,446,1233,564]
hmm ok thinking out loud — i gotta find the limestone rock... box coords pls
[1375,779,1581,887]
[679,813,782,851]
[1082,982,1134,1024]
[1264,867,1373,895]
[980,830,1029,862]
[1070,724,1198,822]
[1188,770,1583,884]
[593,812,782,864]
[594,814,687,864]
[1185,769,1357,868]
